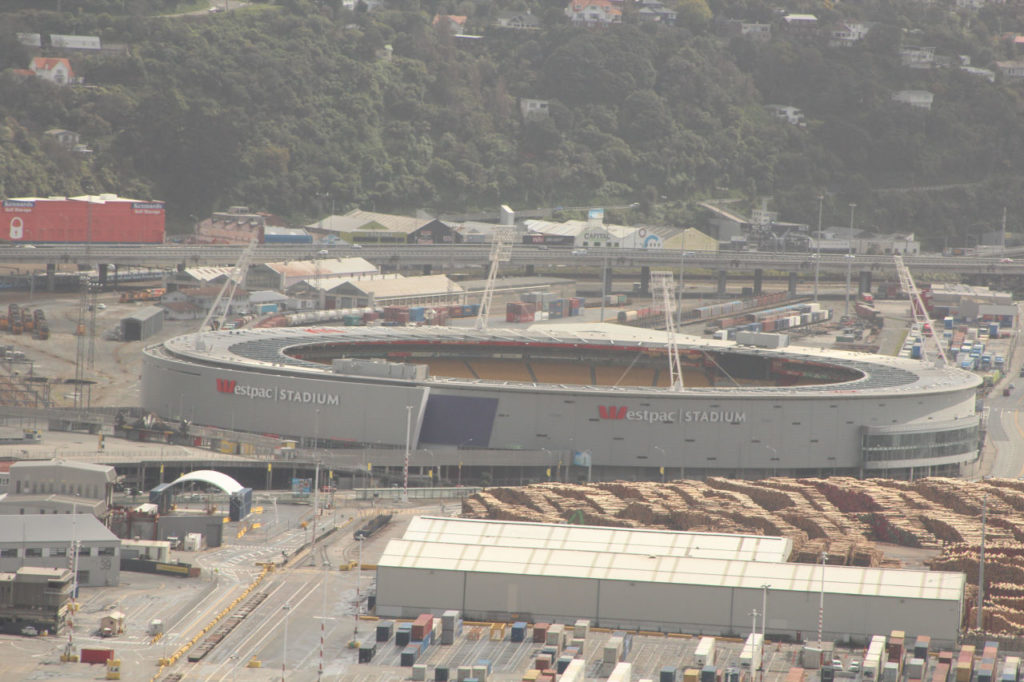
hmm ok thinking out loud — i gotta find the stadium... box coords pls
[141,324,983,481]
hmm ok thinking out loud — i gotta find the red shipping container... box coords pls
[536,655,552,670]
[533,623,549,643]
[81,648,115,664]
[411,614,433,641]
[3,196,164,243]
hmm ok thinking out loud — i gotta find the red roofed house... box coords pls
[29,57,74,85]
[432,14,468,34]
[565,0,622,25]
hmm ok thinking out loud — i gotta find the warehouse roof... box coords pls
[307,210,429,235]
[122,306,164,323]
[378,539,965,602]
[330,275,463,298]
[403,516,793,563]
[254,258,377,278]
[0,514,118,544]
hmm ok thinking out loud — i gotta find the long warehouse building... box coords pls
[375,517,965,646]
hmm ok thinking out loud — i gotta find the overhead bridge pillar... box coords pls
[46,263,56,292]
[639,266,651,296]
[422,264,432,276]
[525,264,535,276]
[788,272,798,296]
[859,270,872,295]
[717,270,727,295]
[753,268,763,295]
[603,265,613,294]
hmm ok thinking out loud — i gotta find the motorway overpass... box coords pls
[0,244,1021,292]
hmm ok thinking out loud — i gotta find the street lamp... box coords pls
[403,405,413,503]
[281,602,291,682]
[760,584,770,682]
[845,203,856,318]
[814,194,823,303]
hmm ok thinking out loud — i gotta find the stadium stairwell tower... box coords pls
[652,271,684,391]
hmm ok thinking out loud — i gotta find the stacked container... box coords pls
[441,609,462,645]
[376,621,394,643]
[955,644,975,682]
[511,622,528,643]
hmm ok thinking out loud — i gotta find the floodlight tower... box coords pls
[652,271,684,391]
[475,229,515,331]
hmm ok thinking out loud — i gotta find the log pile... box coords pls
[461,477,1024,636]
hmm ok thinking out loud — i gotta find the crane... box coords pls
[194,239,258,351]
[894,255,947,366]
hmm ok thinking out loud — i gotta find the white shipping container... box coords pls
[574,619,590,638]
[740,634,763,670]
[882,662,900,682]
[562,660,586,682]
[695,637,717,667]
[604,636,624,663]
[608,662,633,682]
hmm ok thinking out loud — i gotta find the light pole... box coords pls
[281,602,291,682]
[314,407,320,451]
[355,536,364,636]
[818,551,827,652]
[403,405,413,503]
[814,195,823,303]
[760,584,770,682]
[845,203,856,318]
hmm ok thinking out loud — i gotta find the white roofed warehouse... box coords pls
[375,517,965,646]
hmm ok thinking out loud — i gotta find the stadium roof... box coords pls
[378,538,965,602]
[402,516,793,563]
[163,323,980,398]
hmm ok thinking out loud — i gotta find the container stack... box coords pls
[441,610,462,645]
[511,622,528,643]
[376,620,394,643]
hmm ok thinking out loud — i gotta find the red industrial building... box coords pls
[2,194,164,243]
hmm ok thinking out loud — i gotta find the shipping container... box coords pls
[3,196,164,243]
[401,645,419,667]
[932,663,950,682]
[661,668,679,682]
[376,621,394,642]
[695,637,717,667]
[359,642,377,663]
[511,622,527,643]
[81,648,115,664]
[603,636,623,663]
[701,665,718,682]
[739,634,763,670]
[533,623,549,643]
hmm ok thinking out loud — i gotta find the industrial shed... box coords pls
[375,519,965,646]
[120,305,163,341]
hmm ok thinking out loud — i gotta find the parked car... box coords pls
[20,625,38,637]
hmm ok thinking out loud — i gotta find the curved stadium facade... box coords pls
[142,324,983,480]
